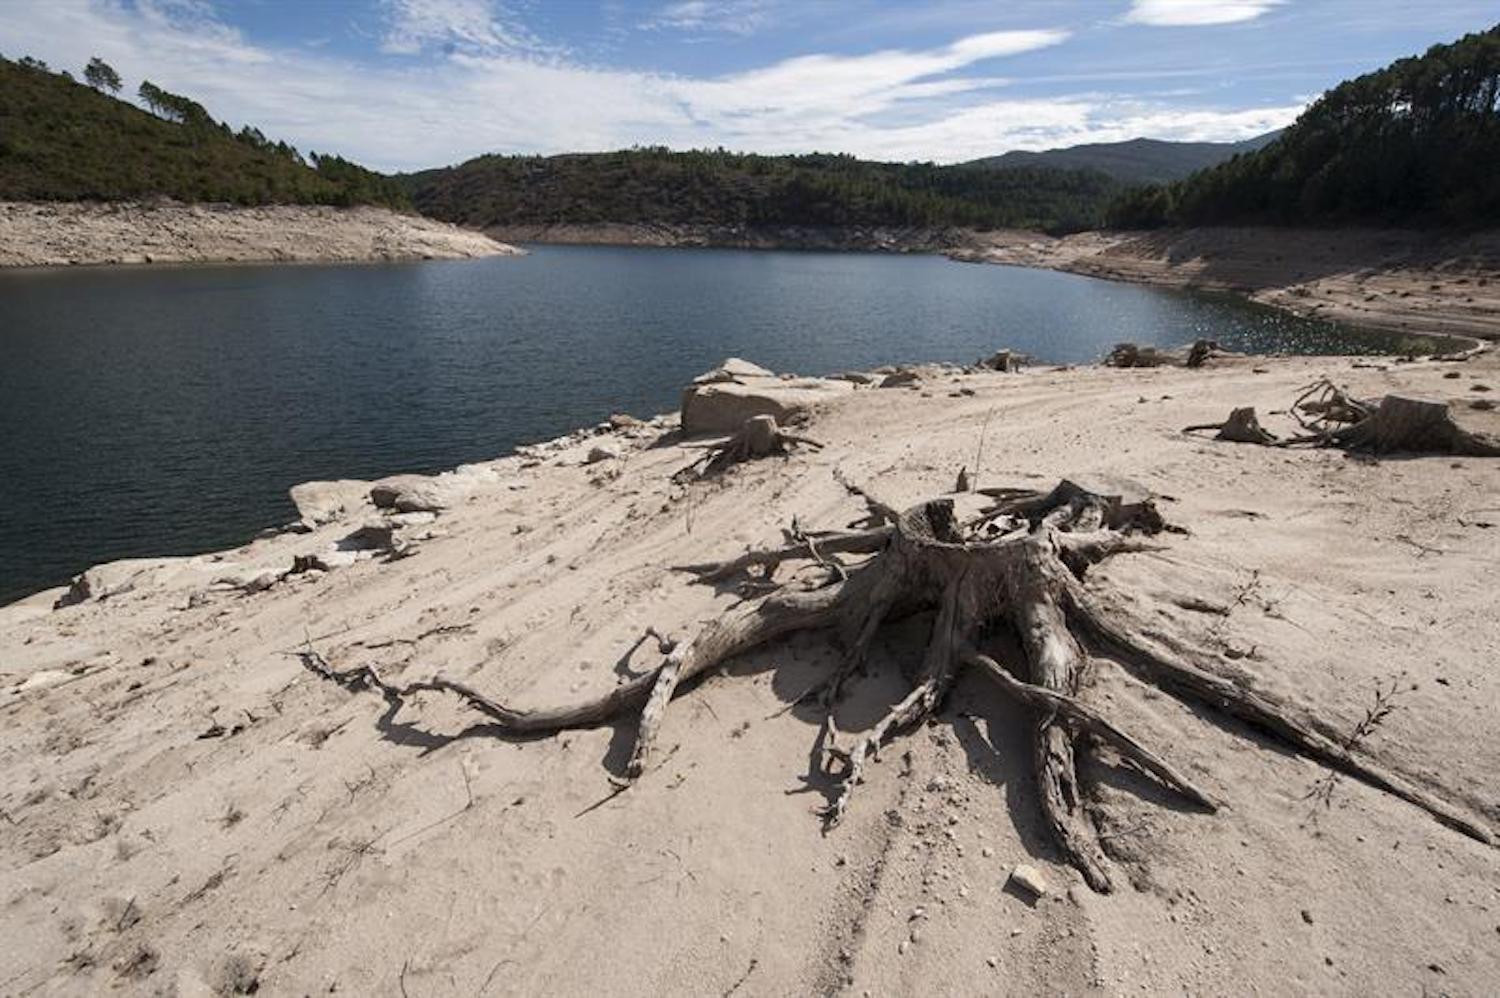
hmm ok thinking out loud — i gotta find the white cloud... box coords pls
[1125,1,1283,27]
[380,0,548,55]
[685,30,1066,122]
[641,0,777,36]
[0,1,1302,172]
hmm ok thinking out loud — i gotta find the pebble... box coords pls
[986,956,998,968]
[898,940,910,955]
[981,846,994,858]
[1301,909,1314,925]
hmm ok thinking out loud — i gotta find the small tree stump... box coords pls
[675,415,824,480]
[1184,407,1279,445]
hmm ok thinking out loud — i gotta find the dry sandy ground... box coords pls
[0,202,519,268]
[2,351,1499,996]
[962,227,1500,343]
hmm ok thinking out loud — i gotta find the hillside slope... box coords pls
[0,56,406,208]
[965,133,1280,186]
[403,148,1121,234]
[1106,25,1500,227]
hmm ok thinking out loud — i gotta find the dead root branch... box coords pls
[303,480,1493,892]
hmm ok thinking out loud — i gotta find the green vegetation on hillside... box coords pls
[966,134,1280,186]
[1107,26,1500,228]
[405,148,1120,234]
[0,55,409,208]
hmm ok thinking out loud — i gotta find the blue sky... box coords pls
[3,1,1496,171]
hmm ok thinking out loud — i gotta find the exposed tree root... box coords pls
[675,415,823,481]
[1182,407,1280,445]
[1107,338,1225,369]
[303,480,1493,892]
[1185,378,1500,456]
[978,349,1026,373]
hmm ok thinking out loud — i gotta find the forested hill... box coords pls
[965,133,1280,186]
[0,55,408,208]
[1107,25,1500,228]
[402,149,1120,234]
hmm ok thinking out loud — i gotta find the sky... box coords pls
[2,1,1496,172]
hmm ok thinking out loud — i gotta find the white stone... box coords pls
[1008,863,1049,899]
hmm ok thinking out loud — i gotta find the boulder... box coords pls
[340,519,397,552]
[692,357,777,385]
[368,474,464,513]
[680,378,854,434]
[586,443,620,464]
[54,557,193,609]
[288,479,370,526]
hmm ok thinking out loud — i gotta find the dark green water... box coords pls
[0,245,1433,604]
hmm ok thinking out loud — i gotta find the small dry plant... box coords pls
[1303,672,1411,823]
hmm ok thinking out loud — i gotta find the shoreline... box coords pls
[484,220,978,254]
[486,221,1500,342]
[0,201,520,269]
[6,207,1495,347]
[956,226,1500,342]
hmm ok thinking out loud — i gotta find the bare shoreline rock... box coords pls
[680,357,854,434]
[0,200,520,269]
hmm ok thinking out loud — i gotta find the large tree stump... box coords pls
[304,480,1492,892]
[1332,395,1500,455]
[1107,338,1223,369]
[1187,379,1500,456]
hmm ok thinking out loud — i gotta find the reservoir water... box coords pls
[0,245,1434,603]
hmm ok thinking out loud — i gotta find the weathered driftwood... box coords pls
[303,477,1492,892]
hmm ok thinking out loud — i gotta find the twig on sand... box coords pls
[722,957,760,997]
[972,406,997,486]
[1303,673,1411,821]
